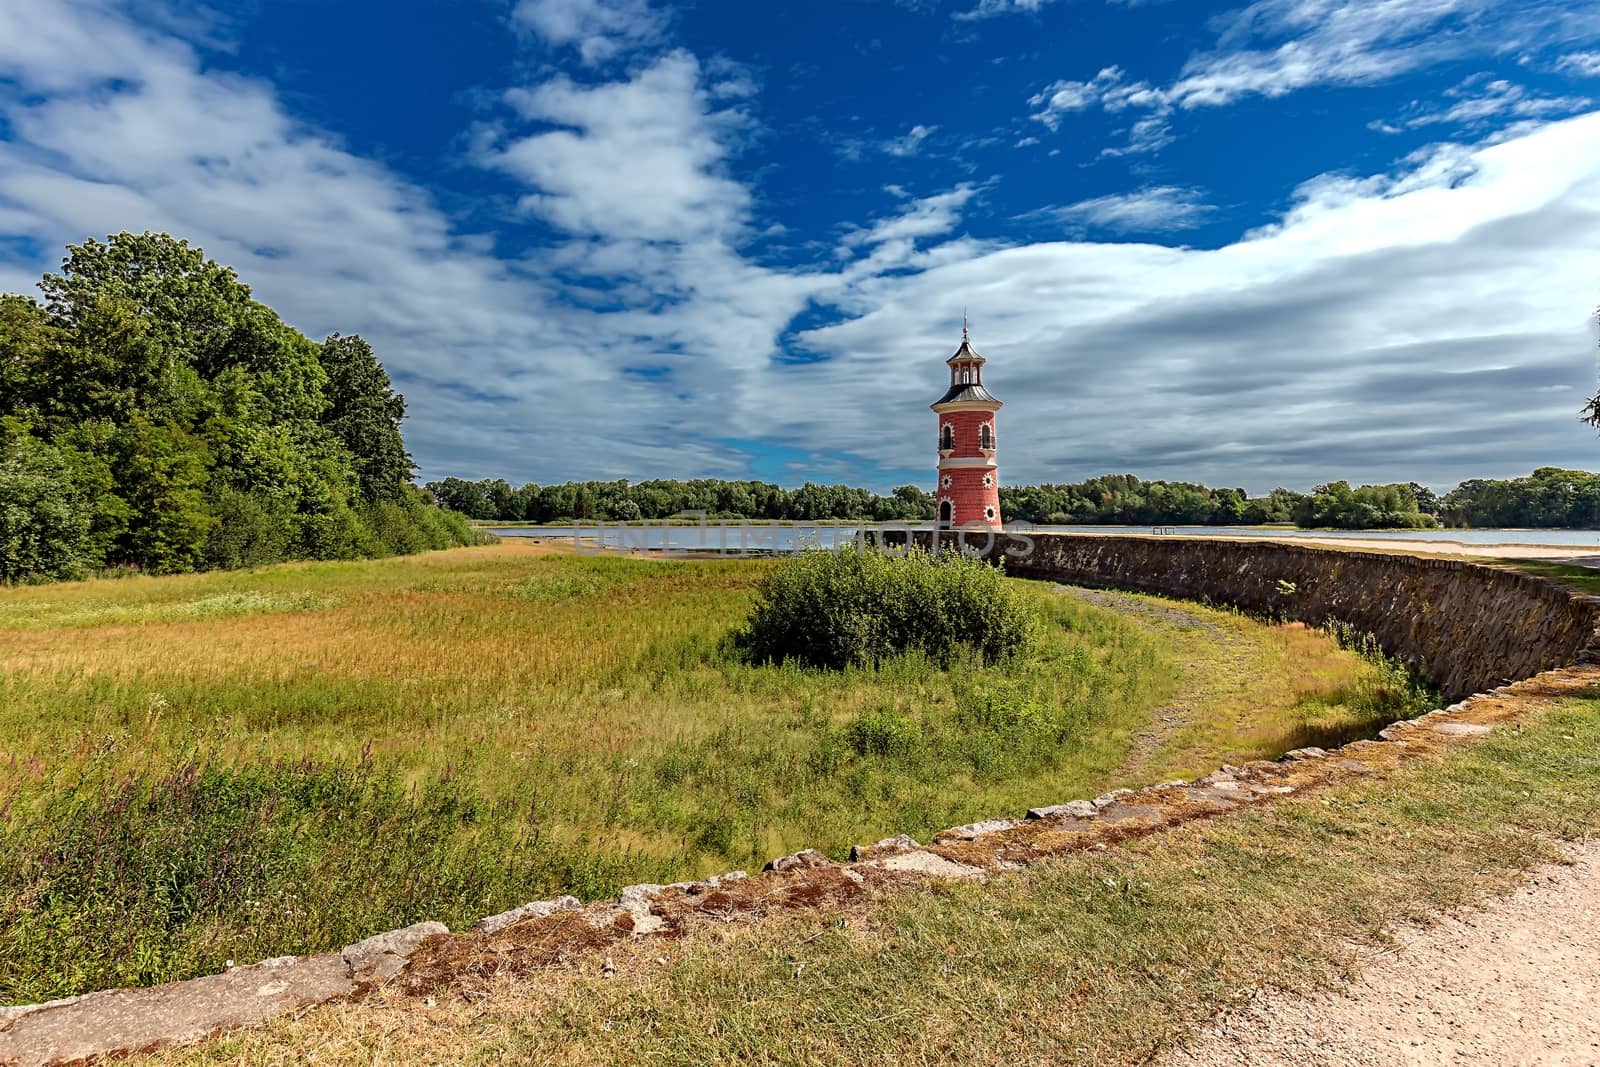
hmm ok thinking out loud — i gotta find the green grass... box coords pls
[161,698,1600,1067]
[0,542,1414,1000]
[1498,557,1600,595]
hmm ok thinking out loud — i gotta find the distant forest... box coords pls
[1,233,478,584]
[426,468,1600,530]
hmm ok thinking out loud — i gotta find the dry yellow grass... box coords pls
[0,541,1416,998]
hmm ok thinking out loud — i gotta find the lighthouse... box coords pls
[932,327,1002,529]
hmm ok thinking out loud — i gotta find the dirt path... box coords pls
[1054,585,1252,779]
[1062,585,1286,783]
[1160,839,1600,1066]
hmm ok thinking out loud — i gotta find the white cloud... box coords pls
[1099,114,1176,157]
[486,52,751,243]
[1029,0,1600,155]
[1557,51,1600,77]
[779,113,1600,490]
[953,0,1057,20]
[0,1,790,481]
[1029,66,1133,129]
[1377,77,1592,131]
[1030,66,1174,151]
[1167,0,1488,109]
[882,124,937,157]
[842,186,979,250]
[512,0,667,66]
[1045,186,1215,233]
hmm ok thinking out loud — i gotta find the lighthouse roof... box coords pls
[932,381,1001,406]
[945,336,986,365]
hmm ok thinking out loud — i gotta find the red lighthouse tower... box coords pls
[932,327,1002,529]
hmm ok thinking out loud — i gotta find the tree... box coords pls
[111,417,215,573]
[0,429,92,582]
[0,232,471,583]
[319,333,412,500]
[1407,482,1441,515]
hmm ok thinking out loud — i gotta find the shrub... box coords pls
[844,708,922,760]
[733,545,1038,669]
[202,488,292,570]
[1326,622,1438,721]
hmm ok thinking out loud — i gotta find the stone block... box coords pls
[1026,800,1098,820]
[474,895,581,935]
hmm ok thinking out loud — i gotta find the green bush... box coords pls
[844,708,922,760]
[733,545,1038,670]
[202,488,293,570]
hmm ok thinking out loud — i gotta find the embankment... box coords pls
[888,531,1600,702]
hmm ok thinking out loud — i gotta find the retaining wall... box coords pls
[891,531,1600,702]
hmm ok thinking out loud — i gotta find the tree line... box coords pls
[425,472,1441,529]
[1440,468,1600,528]
[424,477,937,524]
[428,470,1600,531]
[1,232,477,583]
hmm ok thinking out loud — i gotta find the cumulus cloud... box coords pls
[781,113,1600,491]
[486,52,752,243]
[512,0,668,66]
[0,1,776,481]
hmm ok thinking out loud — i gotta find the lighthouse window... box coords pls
[982,474,993,487]
[984,505,996,521]
[940,424,954,450]
[941,475,952,489]
[979,423,994,449]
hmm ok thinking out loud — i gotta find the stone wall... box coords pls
[890,531,1600,702]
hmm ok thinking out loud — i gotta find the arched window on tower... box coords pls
[979,422,994,450]
[940,423,954,451]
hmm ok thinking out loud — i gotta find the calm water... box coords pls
[487,522,1600,551]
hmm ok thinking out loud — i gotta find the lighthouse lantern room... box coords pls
[931,327,1002,529]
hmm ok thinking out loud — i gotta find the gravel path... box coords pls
[1160,840,1600,1066]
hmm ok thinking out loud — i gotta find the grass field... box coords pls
[0,542,1427,1000]
[159,697,1600,1067]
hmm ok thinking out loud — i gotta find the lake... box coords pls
[487,522,1600,552]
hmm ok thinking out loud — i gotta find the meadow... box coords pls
[0,541,1430,1000]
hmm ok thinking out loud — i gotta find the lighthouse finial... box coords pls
[962,306,969,343]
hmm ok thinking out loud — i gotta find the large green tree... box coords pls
[0,232,474,583]
[318,333,412,500]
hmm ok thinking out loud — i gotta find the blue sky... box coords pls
[4,0,1600,492]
